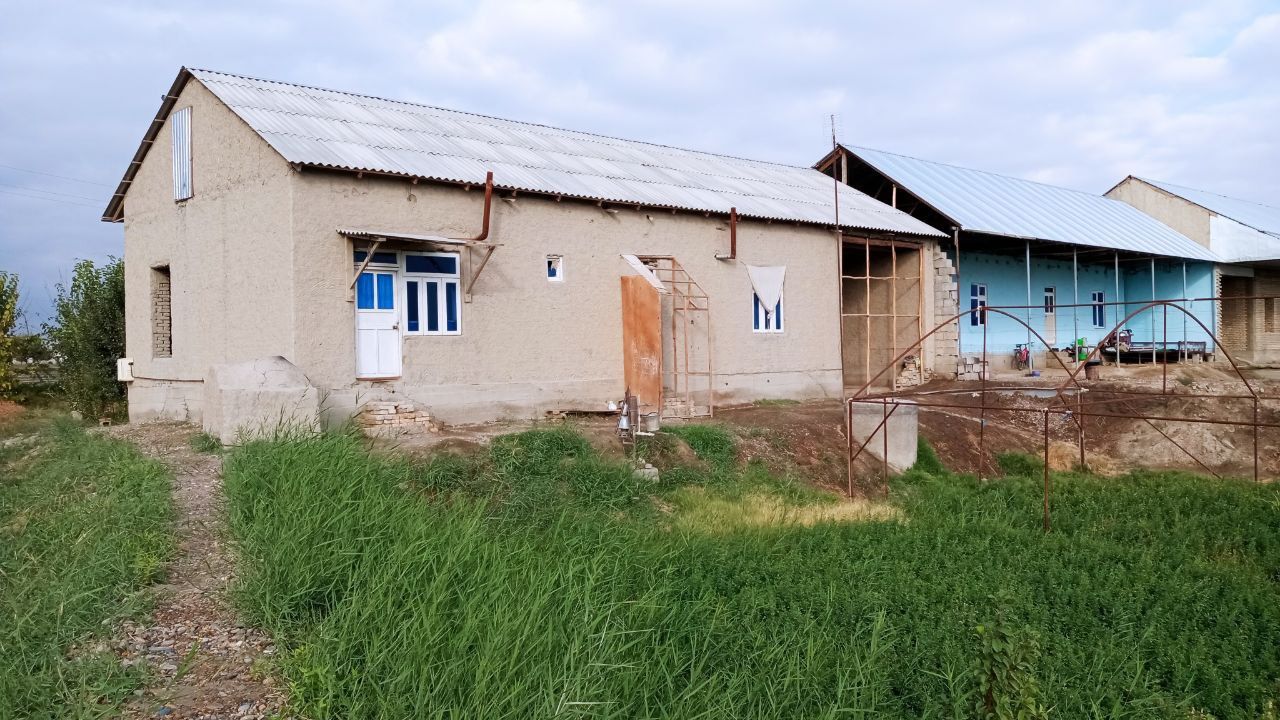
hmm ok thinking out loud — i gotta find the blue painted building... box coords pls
[816,144,1219,370]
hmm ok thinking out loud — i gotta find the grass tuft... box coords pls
[0,419,174,718]
[190,431,223,454]
[222,425,1280,718]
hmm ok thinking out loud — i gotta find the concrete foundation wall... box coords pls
[123,79,296,422]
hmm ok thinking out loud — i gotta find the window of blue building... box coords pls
[970,283,987,326]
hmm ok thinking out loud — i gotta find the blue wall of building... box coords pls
[954,250,1214,354]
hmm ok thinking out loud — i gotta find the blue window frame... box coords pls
[970,283,987,326]
[354,250,398,266]
[752,293,783,333]
[406,280,419,331]
[405,254,458,274]
[403,252,462,336]
[1091,291,1106,328]
[356,271,395,310]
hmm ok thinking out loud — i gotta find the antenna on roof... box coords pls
[831,114,841,232]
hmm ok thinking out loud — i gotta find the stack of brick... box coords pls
[357,401,440,435]
[956,355,988,381]
[931,248,959,379]
[152,270,172,358]
[895,354,929,389]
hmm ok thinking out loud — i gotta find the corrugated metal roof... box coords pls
[141,69,941,237]
[1140,178,1280,240]
[843,145,1218,261]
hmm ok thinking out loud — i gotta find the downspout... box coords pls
[716,207,738,260]
[470,171,494,242]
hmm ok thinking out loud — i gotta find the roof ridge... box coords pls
[1139,176,1280,213]
[845,143,1129,203]
[189,67,811,172]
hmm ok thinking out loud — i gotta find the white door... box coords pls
[1043,287,1057,346]
[355,270,402,378]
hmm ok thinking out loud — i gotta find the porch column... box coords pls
[1025,241,1032,352]
[1072,249,1079,354]
[1151,258,1157,364]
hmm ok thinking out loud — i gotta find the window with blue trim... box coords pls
[1091,291,1106,328]
[405,254,458,274]
[356,271,395,310]
[970,283,987,326]
[403,252,462,336]
[752,292,783,333]
[354,250,398,266]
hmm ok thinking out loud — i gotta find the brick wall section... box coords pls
[152,267,172,358]
[931,246,959,378]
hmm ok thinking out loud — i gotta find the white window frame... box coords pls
[171,106,193,202]
[403,251,462,336]
[1091,291,1106,328]
[752,291,784,334]
[546,254,564,282]
[970,283,988,326]
[1043,286,1055,315]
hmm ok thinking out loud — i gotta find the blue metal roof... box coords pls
[166,69,941,237]
[1140,178,1280,240]
[844,145,1218,261]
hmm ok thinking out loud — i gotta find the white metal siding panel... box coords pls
[184,69,942,237]
[171,106,192,201]
[1145,178,1280,240]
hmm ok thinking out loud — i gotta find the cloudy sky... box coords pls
[2,0,1278,323]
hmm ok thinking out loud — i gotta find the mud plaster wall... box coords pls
[288,172,848,424]
[121,79,296,422]
[1106,178,1212,248]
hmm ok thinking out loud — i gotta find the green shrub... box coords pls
[0,271,17,396]
[45,259,125,419]
[972,595,1049,720]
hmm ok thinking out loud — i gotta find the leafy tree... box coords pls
[0,271,17,395]
[46,259,126,418]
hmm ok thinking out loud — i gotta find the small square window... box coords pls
[752,292,783,333]
[547,255,564,282]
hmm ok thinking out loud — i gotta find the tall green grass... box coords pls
[223,426,1280,718]
[0,419,173,719]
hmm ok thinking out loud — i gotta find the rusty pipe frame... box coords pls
[470,171,494,242]
[845,294,1278,505]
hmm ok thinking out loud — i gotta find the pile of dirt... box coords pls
[0,399,23,424]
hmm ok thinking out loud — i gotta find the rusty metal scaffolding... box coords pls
[638,256,714,419]
[845,295,1279,532]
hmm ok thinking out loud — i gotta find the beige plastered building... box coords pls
[103,68,945,427]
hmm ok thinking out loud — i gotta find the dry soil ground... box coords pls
[105,423,286,719]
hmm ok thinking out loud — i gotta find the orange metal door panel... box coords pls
[621,275,662,415]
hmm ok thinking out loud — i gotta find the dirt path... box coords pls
[107,423,285,719]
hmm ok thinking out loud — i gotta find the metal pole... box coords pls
[1151,258,1157,366]
[979,318,988,479]
[1072,248,1079,361]
[1181,262,1188,362]
[954,228,962,375]
[1114,252,1121,364]
[882,397,889,483]
[1025,240,1033,369]
[1043,409,1051,533]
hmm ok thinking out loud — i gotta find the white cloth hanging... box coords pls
[746,265,786,315]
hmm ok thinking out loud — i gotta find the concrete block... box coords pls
[202,356,320,444]
[849,399,918,473]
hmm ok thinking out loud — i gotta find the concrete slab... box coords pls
[849,398,918,473]
[202,356,320,444]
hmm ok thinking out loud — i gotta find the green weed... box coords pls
[0,418,174,718]
[223,427,1280,718]
[190,431,222,454]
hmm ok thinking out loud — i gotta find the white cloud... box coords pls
[1,0,1277,321]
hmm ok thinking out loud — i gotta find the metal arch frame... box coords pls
[845,295,1278,532]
